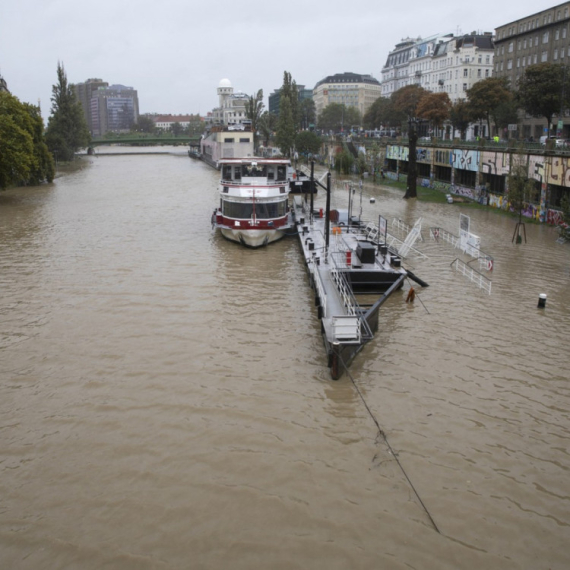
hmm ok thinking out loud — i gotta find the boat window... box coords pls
[242,164,267,177]
[222,199,288,220]
[234,167,241,180]
[224,138,234,143]
[267,169,275,180]
[222,201,254,219]
[254,199,288,219]
[222,165,232,180]
[277,166,286,181]
[239,138,249,143]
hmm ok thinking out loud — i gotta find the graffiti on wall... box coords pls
[452,149,479,172]
[548,157,570,187]
[528,155,545,182]
[547,209,564,225]
[481,151,510,175]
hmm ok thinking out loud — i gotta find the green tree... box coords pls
[170,121,183,136]
[299,98,316,130]
[245,89,264,149]
[187,114,204,136]
[449,99,473,140]
[23,102,55,185]
[517,63,570,136]
[363,96,402,130]
[0,91,34,189]
[275,71,299,156]
[258,111,277,149]
[45,62,90,162]
[334,149,354,175]
[467,77,512,137]
[295,130,322,157]
[275,95,296,156]
[318,103,361,133]
[392,85,428,198]
[492,100,519,139]
[134,115,156,133]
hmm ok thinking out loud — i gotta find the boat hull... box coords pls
[220,227,286,248]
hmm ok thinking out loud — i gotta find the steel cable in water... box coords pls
[338,354,441,535]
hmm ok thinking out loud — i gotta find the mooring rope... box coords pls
[339,355,441,534]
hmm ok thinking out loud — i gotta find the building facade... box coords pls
[494,2,570,139]
[89,84,139,136]
[381,32,494,104]
[210,79,249,126]
[74,78,108,134]
[313,72,382,119]
[268,85,313,116]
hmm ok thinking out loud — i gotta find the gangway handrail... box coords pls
[431,226,494,270]
[451,258,492,294]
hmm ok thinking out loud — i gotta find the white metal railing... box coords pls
[431,227,494,271]
[392,218,424,241]
[331,264,358,317]
[452,258,492,294]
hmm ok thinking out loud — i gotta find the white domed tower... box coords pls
[218,78,233,108]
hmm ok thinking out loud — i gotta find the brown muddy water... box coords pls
[1,147,569,570]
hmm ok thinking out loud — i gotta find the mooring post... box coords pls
[310,160,315,225]
[325,171,331,263]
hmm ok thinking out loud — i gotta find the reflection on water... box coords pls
[1,151,569,570]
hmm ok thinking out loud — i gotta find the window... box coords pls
[507,59,513,70]
[463,68,468,77]
[556,29,560,40]
[486,55,490,64]
[478,69,482,77]
[463,83,467,91]
[485,69,490,77]
[509,42,514,52]
[543,32,549,43]
[555,49,559,60]
[562,48,566,58]
[541,51,548,62]
[224,138,235,143]
[564,28,567,39]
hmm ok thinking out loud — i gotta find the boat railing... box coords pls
[431,227,494,270]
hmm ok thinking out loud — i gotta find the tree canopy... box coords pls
[416,92,451,131]
[317,103,361,132]
[275,71,299,157]
[0,91,54,189]
[295,130,322,157]
[245,89,264,150]
[517,63,570,135]
[449,99,473,140]
[45,62,90,162]
[363,96,402,129]
[467,77,512,137]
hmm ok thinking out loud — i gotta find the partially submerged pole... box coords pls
[325,171,331,263]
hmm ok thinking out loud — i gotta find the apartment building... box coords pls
[75,78,108,134]
[381,33,494,104]
[494,2,570,139]
[313,72,382,119]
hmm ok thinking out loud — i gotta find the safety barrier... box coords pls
[452,258,492,294]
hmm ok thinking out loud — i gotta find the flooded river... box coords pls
[1,147,569,569]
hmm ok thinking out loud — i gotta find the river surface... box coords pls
[1,147,569,570]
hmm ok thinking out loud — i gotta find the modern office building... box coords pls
[74,78,109,134]
[494,2,570,139]
[313,72,382,119]
[89,84,139,136]
[268,85,313,116]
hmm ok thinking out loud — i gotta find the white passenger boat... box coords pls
[211,158,294,248]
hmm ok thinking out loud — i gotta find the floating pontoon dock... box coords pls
[292,169,428,379]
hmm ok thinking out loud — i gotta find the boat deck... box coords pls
[292,197,410,378]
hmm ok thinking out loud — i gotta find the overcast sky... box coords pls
[0,0,563,118]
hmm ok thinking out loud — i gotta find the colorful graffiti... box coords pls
[452,149,479,172]
[481,151,510,175]
[547,209,564,225]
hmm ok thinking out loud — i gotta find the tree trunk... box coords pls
[404,127,418,199]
